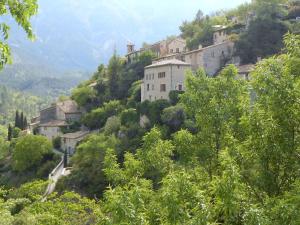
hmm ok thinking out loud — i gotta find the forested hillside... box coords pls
[1,0,300,224]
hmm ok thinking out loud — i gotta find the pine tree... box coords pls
[7,124,12,141]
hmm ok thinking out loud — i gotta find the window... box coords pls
[147,84,150,91]
[176,48,179,53]
[170,49,174,53]
[146,74,148,80]
[158,72,166,78]
[149,95,152,101]
[211,51,215,58]
[160,84,166,92]
[152,84,155,90]
[152,74,154,79]
[178,84,183,91]
[177,65,180,69]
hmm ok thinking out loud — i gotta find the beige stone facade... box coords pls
[61,131,90,155]
[142,59,191,102]
[183,41,234,76]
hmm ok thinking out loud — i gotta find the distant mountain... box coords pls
[0,0,248,98]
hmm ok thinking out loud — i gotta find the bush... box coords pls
[82,100,123,129]
[52,136,61,150]
[120,108,139,126]
[161,105,186,133]
[104,116,121,135]
[169,90,184,105]
[137,100,171,125]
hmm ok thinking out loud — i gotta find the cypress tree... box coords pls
[24,116,28,130]
[7,124,12,141]
[15,110,19,128]
[20,112,24,130]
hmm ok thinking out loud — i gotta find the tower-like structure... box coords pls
[127,42,135,54]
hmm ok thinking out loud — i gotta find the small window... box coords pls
[152,84,154,90]
[170,49,174,53]
[176,48,179,53]
[158,72,166,78]
[149,95,152,101]
[178,84,183,91]
[177,65,180,69]
[147,84,150,91]
[160,84,166,92]
[152,74,154,79]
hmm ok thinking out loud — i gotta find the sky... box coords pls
[6,0,251,71]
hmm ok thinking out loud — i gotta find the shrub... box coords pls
[120,108,139,126]
[104,116,121,135]
[161,105,186,132]
[52,136,61,150]
[82,100,123,129]
[169,90,184,105]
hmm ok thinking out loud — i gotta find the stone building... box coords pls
[125,37,186,63]
[30,100,84,140]
[141,59,191,102]
[61,131,90,155]
[182,41,234,76]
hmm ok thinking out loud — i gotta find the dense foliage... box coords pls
[1,1,300,224]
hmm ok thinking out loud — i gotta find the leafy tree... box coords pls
[181,66,248,178]
[12,135,52,172]
[82,100,123,129]
[0,0,38,70]
[66,134,119,197]
[120,108,139,126]
[161,104,186,133]
[237,34,300,196]
[104,116,121,136]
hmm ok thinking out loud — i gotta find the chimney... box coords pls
[127,42,135,54]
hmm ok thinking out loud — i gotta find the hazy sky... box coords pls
[7,0,252,70]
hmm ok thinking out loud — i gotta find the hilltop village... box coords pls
[28,16,255,151]
[1,0,300,223]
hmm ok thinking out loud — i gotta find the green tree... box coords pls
[0,0,38,70]
[7,123,12,141]
[238,34,300,196]
[12,135,52,172]
[181,66,248,178]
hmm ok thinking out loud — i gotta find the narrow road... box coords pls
[41,156,64,202]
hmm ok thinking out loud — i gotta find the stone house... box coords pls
[30,100,84,141]
[125,37,187,63]
[39,120,67,140]
[61,131,90,155]
[183,41,235,76]
[141,59,191,102]
[237,64,255,80]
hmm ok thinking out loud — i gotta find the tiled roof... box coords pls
[57,100,82,114]
[145,59,191,69]
[39,120,67,127]
[61,131,90,139]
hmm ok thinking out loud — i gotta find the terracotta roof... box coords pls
[57,100,82,114]
[61,131,90,139]
[237,64,255,74]
[145,59,191,69]
[39,120,67,127]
